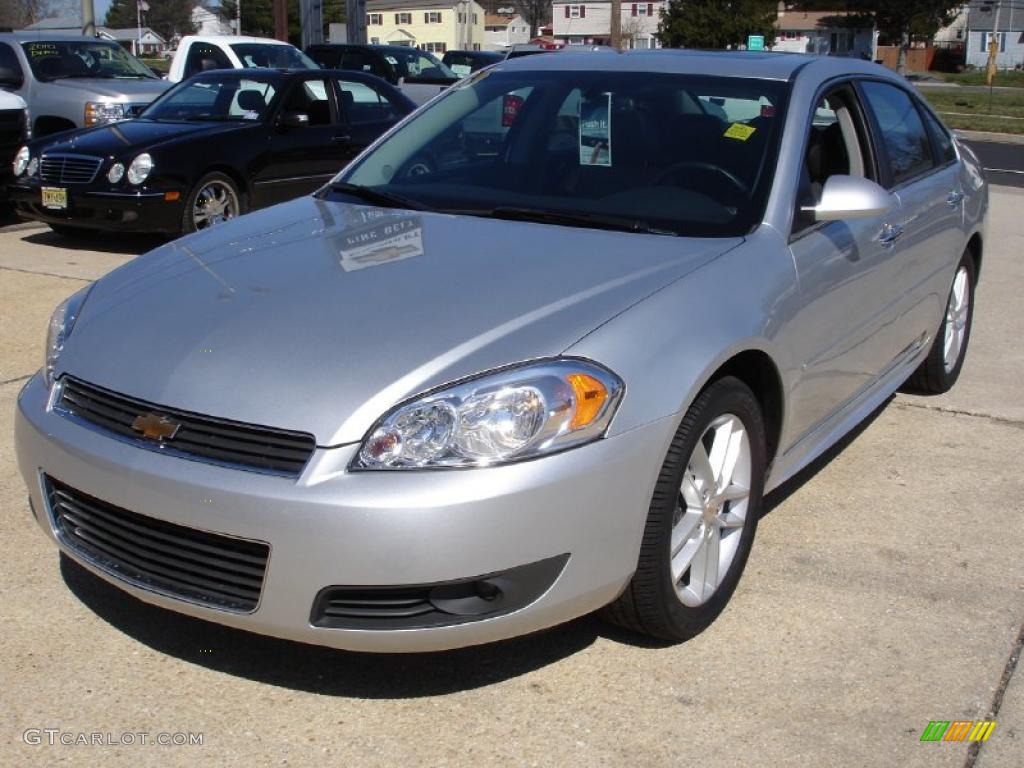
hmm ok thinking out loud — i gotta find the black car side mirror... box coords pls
[280,112,310,130]
[0,66,23,89]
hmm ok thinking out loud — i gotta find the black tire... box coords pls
[48,223,95,238]
[601,376,767,642]
[903,251,976,395]
[182,172,245,234]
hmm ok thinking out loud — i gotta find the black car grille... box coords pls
[0,108,26,153]
[39,154,103,185]
[47,477,269,612]
[58,377,317,477]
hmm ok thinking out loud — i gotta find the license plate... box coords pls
[41,187,67,209]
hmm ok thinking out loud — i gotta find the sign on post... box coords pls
[747,35,765,52]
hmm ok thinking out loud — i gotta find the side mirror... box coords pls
[0,66,23,89]
[807,175,895,222]
[280,112,310,130]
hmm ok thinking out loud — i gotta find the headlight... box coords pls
[26,157,38,176]
[84,101,126,126]
[126,153,153,185]
[355,359,624,470]
[44,284,93,387]
[107,162,125,183]
[12,145,29,176]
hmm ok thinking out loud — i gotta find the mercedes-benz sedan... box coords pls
[16,50,987,652]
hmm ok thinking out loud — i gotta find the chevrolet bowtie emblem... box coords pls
[130,412,181,441]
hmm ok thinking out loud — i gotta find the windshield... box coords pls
[334,69,788,237]
[21,40,156,80]
[140,74,278,122]
[379,48,457,80]
[230,43,318,70]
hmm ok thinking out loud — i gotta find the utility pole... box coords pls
[274,0,288,42]
[236,0,242,34]
[346,0,367,44]
[610,0,621,48]
[81,0,95,37]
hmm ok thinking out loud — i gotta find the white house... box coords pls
[100,27,167,56]
[484,13,531,51]
[965,0,1024,69]
[773,9,876,58]
[552,1,665,49]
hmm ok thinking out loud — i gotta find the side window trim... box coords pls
[914,96,958,170]
[854,77,944,192]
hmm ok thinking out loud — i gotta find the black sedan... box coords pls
[8,68,415,236]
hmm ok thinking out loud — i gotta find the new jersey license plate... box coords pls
[41,187,67,209]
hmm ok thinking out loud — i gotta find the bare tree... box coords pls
[513,0,550,37]
[1,0,79,29]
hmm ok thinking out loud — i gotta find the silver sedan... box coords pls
[16,50,987,652]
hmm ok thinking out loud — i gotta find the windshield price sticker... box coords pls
[724,123,757,141]
[579,92,612,167]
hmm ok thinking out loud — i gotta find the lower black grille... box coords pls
[47,477,269,612]
[40,153,102,184]
[57,377,316,477]
[311,555,569,629]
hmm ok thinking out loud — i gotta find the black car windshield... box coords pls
[334,69,789,237]
[21,40,156,80]
[230,43,318,70]
[378,47,457,80]
[141,74,279,122]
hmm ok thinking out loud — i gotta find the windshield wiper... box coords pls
[452,206,679,236]
[326,182,428,211]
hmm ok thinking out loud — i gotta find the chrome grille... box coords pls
[47,477,269,613]
[39,153,103,185]
[57,377,317,477]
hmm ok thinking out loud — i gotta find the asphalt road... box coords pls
[967,140,1024,188]
[0,192,1022,767]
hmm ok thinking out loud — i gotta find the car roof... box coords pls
[180,35,294,46]
[496,49,896,83]
[0,31,124,42]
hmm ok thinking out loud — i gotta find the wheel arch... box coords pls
[197,165,250,205]
[33,115,77,138]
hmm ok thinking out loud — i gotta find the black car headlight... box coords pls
[355,359,624,470]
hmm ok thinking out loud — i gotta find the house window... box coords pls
[955,28,963,40]
[784,30,798,40]
[423,42,447,53]
[472,13,478,23]
[458,12,465,22]
[370,36,380,44]
[425,12,442,23]
[367,13,382,25]
[394,12,411,24]
[566,5,585,19]
[630,3,653,16]
[981,31,1006,53]
[473,43,481,50]
[631,36,652,49]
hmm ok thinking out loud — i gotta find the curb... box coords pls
[956,129,1024,145]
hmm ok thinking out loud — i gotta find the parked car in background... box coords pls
[15,51,986,653]
[0,32,171,137]
[442,49,503,76]
[8,68,413,236]
[304,44,459,105]
[0,89,28,198]
[166,35,318,83]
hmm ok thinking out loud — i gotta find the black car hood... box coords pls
[33,120,248,157]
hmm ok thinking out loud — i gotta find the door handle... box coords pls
[878,222,904,248]
[947,190,964,207]
[333,134,352,144]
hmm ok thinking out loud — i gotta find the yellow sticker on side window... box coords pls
[724,123,756,141]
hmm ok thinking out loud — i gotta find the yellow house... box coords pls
[366,0,487,53]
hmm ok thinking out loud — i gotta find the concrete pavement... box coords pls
[0,192,1021,767]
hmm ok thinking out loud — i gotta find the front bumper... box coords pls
[8,182,184,234]
[16,373,675,652]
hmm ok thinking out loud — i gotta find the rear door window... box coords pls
[336,79,401,124]
[859,81,935,187]
[184,42,232,78]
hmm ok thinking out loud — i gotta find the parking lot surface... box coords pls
[1,190,1022,767]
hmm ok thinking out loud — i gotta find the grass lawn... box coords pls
[929,70,1024,88]
[922,88,1024,134]
[140,58,169,73]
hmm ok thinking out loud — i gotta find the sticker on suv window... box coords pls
[724,123,756,141]
[579,92,612,167]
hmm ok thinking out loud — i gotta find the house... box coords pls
[551,1,666,49]
[192,3,236,36]
[365,0,486,53]
[965,0,1024,69]
[484,13,532,51]
[773,8,876,58]
[101,27,167,57]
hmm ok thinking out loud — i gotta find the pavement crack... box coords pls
[895,400,1024,429]
[965,623,1024,767]
[0,265,92,282]
[0,374,32,386]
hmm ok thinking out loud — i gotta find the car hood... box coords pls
[45,77,170,100]
[61,196,742,445]
[36,119,243,156]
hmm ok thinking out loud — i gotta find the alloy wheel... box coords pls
[943,265,970,373]
[193,181,239,230]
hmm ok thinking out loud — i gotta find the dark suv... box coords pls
[304,44,459,105]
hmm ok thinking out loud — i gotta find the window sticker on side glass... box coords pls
[724,123,756,141]
[579,92,612,167]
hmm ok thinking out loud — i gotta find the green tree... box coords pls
[222,0,346,45]
[657,0,778,50]
[102,0,136,28]
[144,0,196,40]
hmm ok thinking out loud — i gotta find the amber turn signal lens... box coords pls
[567,373,608,430]
[164,191,181,202]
